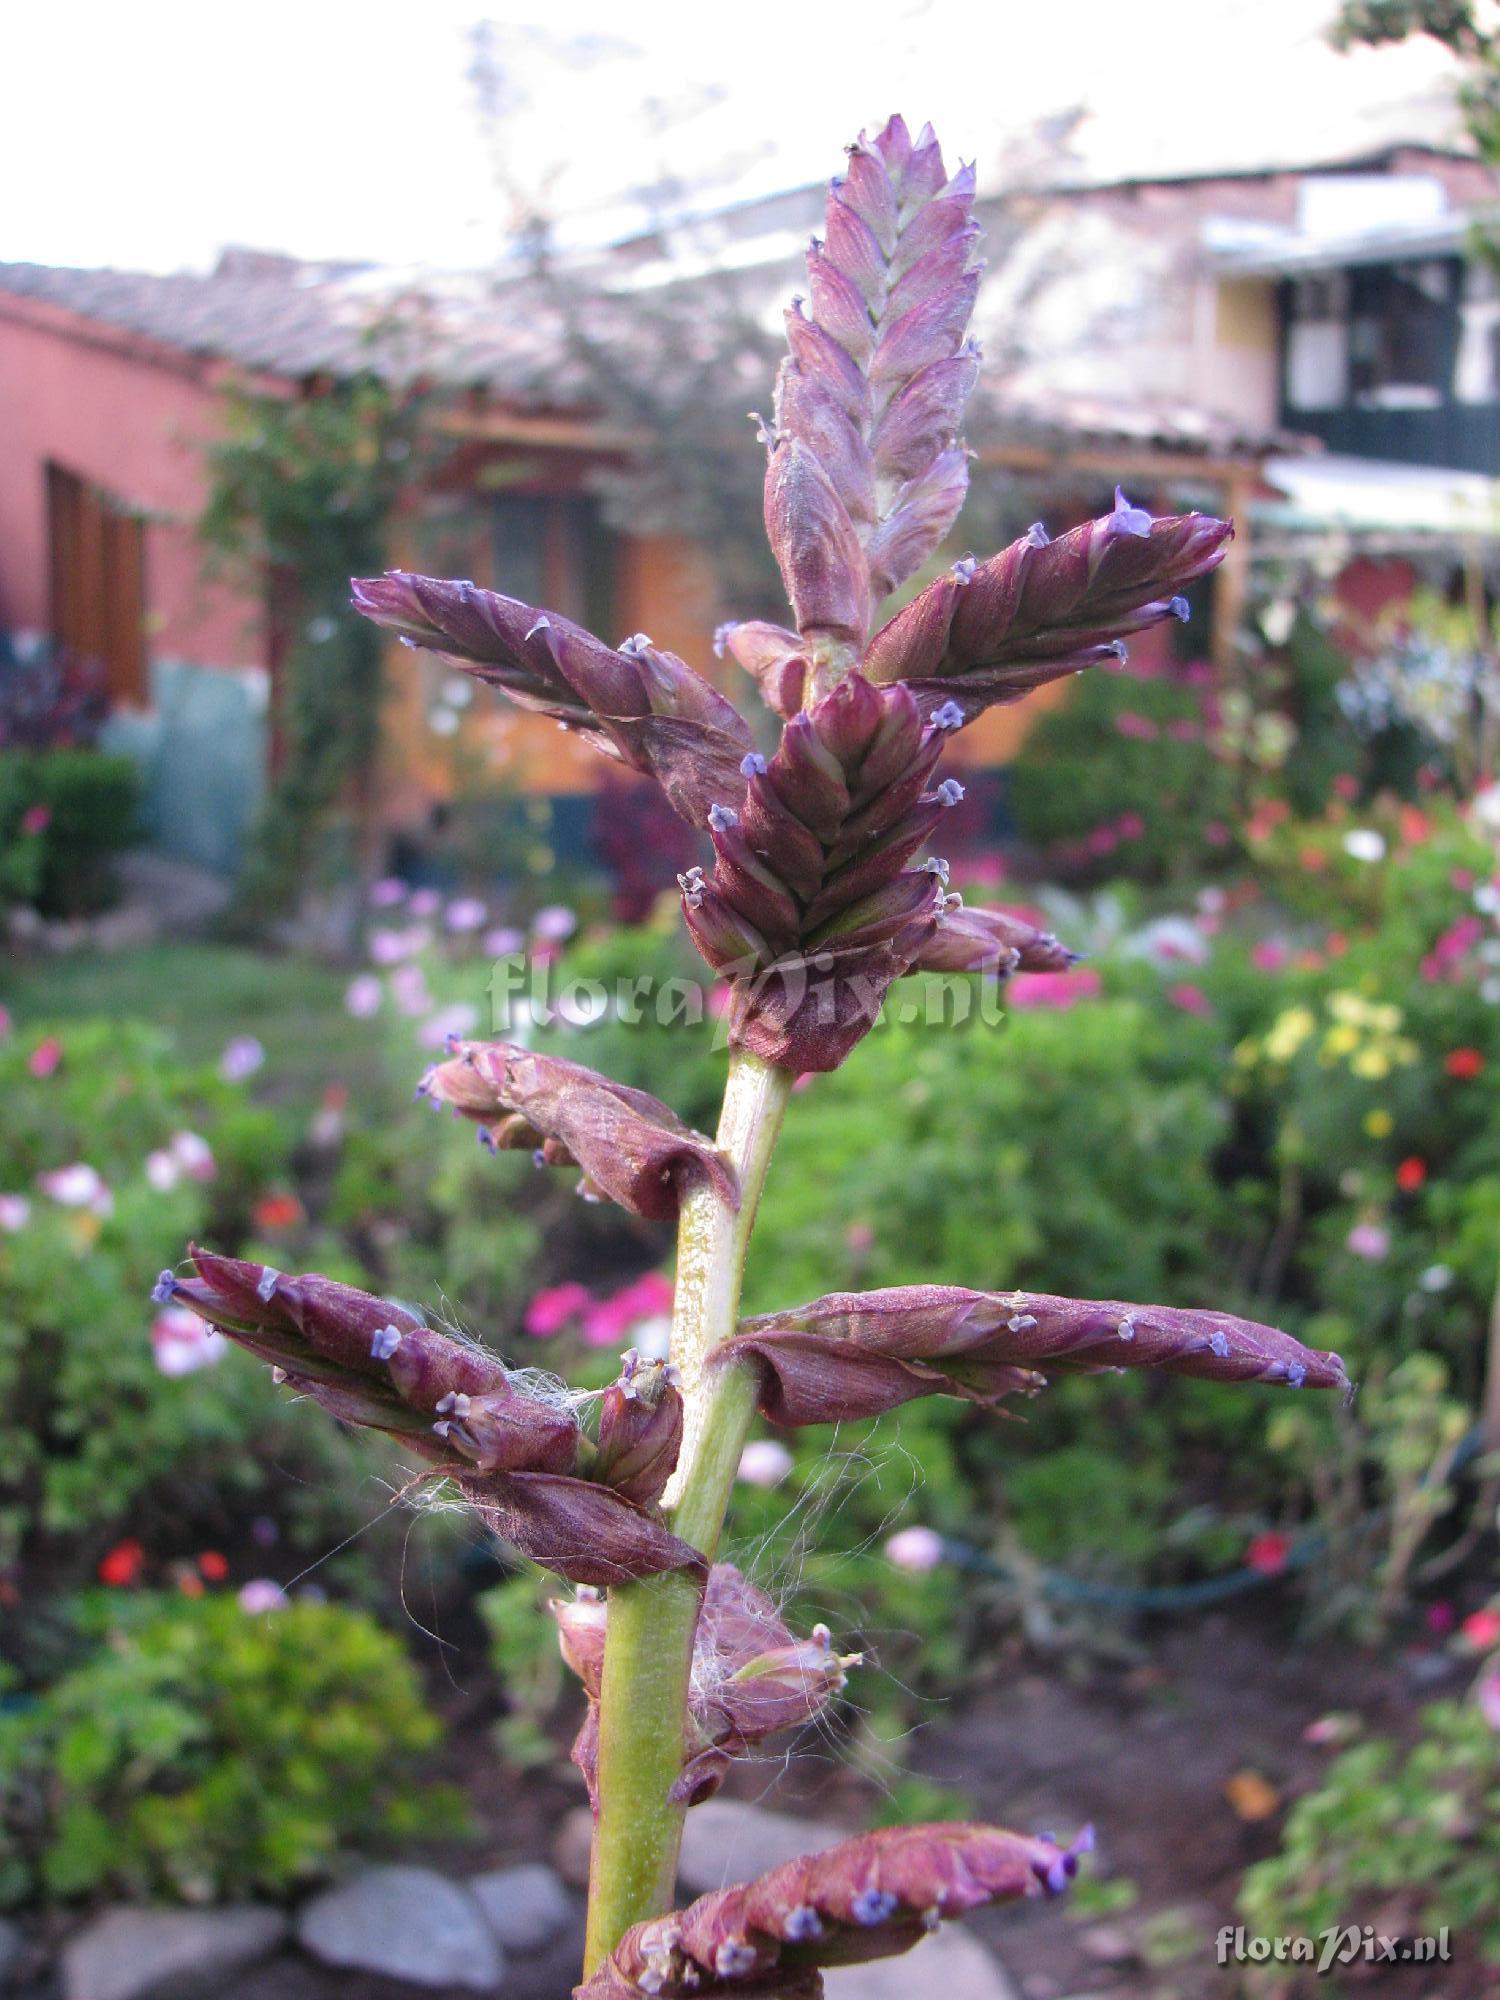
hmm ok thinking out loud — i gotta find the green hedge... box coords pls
[0,750,141,916]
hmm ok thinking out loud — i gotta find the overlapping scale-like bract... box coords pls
[576,1821,1088,1998]
[351,572,753,827]
[418,1040,738,1221]
[723,1285,1349,1427]
[861,502,1233,726]
[762,113,982,652]
[155,1251,704,1588]
[680,672,949,1070]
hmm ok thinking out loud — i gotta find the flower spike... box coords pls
[351,572,753,827]
[157,1250,704,1588]
[722,1286,1348,1426]
[419,1041,738,1222]
[861,506,1232,726]
[765,115,982,654]
[576,1820,1086,1997]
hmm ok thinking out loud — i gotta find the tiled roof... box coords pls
[0,250,1293,462]
[0,256,574,400]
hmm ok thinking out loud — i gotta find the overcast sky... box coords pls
[2,0,1469,274]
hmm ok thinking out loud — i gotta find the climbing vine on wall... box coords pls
[199,369,428,926]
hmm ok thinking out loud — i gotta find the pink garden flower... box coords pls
[418,1003,479,1050]
[169,1131,216,1182]
[582,1272,677,1348]
[369,877,408,908]
[1008,967,1102,1010]
[344,974,383,1019]
[524,1281,595,1339]
[407,888,442,919]
[388,965,431,1017]
[0,1194,30,1231]
[218,1035,265,1082]
[1168,983,1212,1017]
[28,1036,63,1078]
[145,1150,180,1192]
[37,1163,113,1216]
[1114,712,1159,741]
[444,897,488,933]
[368,924,430,966]
[885,1525,946,1573]
[952,854,1006,889]
[532,904,577,943]
[1251,941,1289,972]
[20,804,51,835]
[1478,1668,1500,1731]
[737,1439,795,1488]
[151,1306,227,1377]
[238,1579,289,1614]
[483,926,525,957]
[1346,1222,1390,1262]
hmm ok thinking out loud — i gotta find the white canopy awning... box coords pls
[1258,452,1500,540]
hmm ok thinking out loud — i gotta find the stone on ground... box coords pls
[61,1906,287,2000]
[466,1862,573,1955]
[676,1798,846,1894]
[296,1866,503,1990]
[824,1922,1020,2000]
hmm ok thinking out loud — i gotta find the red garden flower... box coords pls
[98,1538,145,1587]
[1396,1157,1427,1192]
[1246,1532,1293,1576]
[1461,1607,1500,1651]
[1445,1048,1485,1080]
[252,1192,306,1231]
[198,1550,229,1581]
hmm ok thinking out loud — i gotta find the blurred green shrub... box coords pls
[1007,662,1238,881]
[0,1594,466,1905]
[1239,1701,1500,1968]
[0,750,141,916]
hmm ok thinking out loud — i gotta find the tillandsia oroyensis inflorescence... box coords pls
[158,115,1348,1995]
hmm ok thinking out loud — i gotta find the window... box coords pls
[490,493,614,639]
[46,463,147,706]
[1456,256,1500,404]
[1349,261,1452,410]
[1285,273,1350,411]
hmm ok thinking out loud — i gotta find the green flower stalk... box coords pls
[159,114,1343,1998]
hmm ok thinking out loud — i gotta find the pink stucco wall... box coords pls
[0,303,263,670]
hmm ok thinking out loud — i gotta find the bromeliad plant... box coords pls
[157,117,1349,1996]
